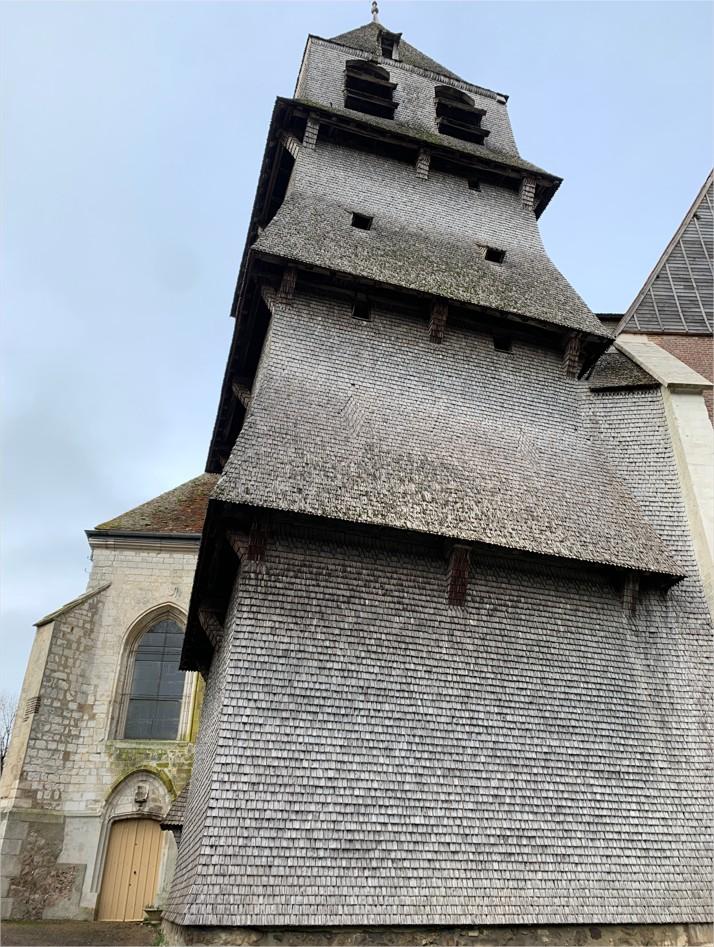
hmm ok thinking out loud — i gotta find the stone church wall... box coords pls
[0,534,201,920]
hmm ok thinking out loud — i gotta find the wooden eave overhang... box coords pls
[180,500,685,675]
[290,98,561,210]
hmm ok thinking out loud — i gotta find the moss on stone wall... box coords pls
[105,741,195,799]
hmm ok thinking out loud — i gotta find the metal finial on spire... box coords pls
[371,1,380,23]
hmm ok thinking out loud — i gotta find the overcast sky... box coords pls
[2,0,712,698]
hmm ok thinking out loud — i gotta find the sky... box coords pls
[2,0,712,698]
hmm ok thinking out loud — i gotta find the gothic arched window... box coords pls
[344,60,398,120]
[122,619,186,740]
[434,85,490,145]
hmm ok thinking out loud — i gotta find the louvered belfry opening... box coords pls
[344,60,398,119]
[434,85,489,144]
[379,30,400,60]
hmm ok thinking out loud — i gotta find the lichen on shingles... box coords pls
[95,473,218,534]
[254,193,611,340]
[293,97,555,179]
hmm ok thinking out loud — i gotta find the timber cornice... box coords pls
[287,96,561,193]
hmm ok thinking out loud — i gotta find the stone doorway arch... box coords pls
[94,770,172,921]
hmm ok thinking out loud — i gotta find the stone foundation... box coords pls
[162,920,714,947]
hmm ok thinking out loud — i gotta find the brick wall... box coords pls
[650,334,713,419]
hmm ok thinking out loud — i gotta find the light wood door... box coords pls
[97,818,162,921]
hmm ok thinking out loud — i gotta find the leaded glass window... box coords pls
[123,619,185,740]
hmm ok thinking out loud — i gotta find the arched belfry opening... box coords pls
[434,85,490,144]
[344,59,397,119]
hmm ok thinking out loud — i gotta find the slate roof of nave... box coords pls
[94,474,218,535]
[618,171,713,335]
[329,21,463,83]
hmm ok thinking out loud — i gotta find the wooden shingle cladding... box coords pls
[205,96,566,474]
[168,16,712,936]
[209,291,680,582]
[618,172,713,335]
[166,466,712,927]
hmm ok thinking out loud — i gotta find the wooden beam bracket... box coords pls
[198,607,224,648]
[520,175,537,209]
[415,148,431,181]
[429,301,448,343]
[448,545,471,606]
[563,333,583,378]
[278,266,297,303]
[303,114,319,150]
[226,530,249,560]
[623,574,640,616]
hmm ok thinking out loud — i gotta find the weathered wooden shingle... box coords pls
[254,194,610,339]
[328,21,463,82]
[165,385,712,925]
[213,293,680,580]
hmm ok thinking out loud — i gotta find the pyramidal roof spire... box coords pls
[329,12,463,82]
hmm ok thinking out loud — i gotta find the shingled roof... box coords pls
[166,484,711,927]
[329,21,462,82]
[161,785,189,830]
[94,474,218,535]
[254,194,611,340]
[214,293,680,580]
[588,349,660,392]
[618,171,713,335]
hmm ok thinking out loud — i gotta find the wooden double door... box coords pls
[96,818,162,921]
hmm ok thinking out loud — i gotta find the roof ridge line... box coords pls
[35,583,111,628]
[617,169,714,335]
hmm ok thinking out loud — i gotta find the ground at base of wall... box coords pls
[161,921,714,947]
[2,921,159,947]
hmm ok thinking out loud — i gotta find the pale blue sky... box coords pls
[2,0,712,697]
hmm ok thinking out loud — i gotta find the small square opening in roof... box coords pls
[351,212,373,231]
[352,296,371,321]
[485,247,506,264]
[468,178,481,191]
[493,333,512,352]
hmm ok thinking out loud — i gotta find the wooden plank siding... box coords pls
[619,172,713,335]
[96,819,162,921]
